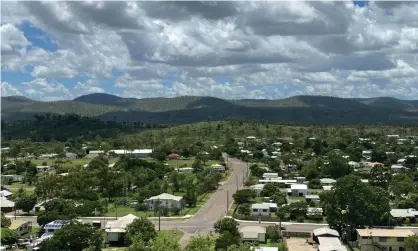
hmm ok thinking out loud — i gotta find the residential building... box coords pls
[65,152,77,160]
[262,173,279,180]
[86,150,105,158]
[1,197,15,213]
[250,184,265,196]
[109,149,153,158]
[313,228,340,241]
[363,162,384,172]
[349,161,361,169]
[105,214,138,244]
[36,165,52,173]
[0,190,13,198]
[362,150,372,159]
[390,208,418,219]
[211,164,225,172]
[356,228,414,251]
[178,167,194,173]
[322,186,333,191]
[317,237,347,251]
[305,194,320,202]
[251,203,270,217]
[391,164,406,173]
[290,184,307,196]
[168,153,180,160]
[320,178,337,185]
[252,247,278,251]
[39,153,58,159]
[145,193,183,210]
[44,220,70,234]
[240,226,266,242]
[1,174,23,184]
[307,207,323,217]
[9,220,32,235]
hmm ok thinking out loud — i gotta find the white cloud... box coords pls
[1,82,23,97]
[1,1,418,100]
[23,78,71,101]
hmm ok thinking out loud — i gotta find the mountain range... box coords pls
[2,93,418,125]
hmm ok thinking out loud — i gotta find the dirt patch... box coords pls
[285,237,316,251]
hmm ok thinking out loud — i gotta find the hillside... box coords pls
[2,94,418,125]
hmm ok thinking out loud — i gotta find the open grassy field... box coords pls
[4,183,35,195]
[30,158,119,167]
[157,230,184,241]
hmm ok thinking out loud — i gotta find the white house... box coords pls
[65,152,77,160]
[322,186,333,191]
[39,153,58,159]
[145,193,183,210]
[240,226,266,242]
[290,184,307,196]
[105,214,138,244]
[362,150,372,159]
[86,150,105,158]
[178,167,194,173]
[390,208,418,219]
[307,207,323,217]
[251,203,270,216]
[253,247,278,251]
[320,178,337,185]
[0,190,13,198]
[348,161,361,169]
[1,197,15,213]
[44,220,70,234]
[110,149,153,158]
[262,173,279,180]
[36,165,52,173]
[305,194,320,201]
[250,184,265,196]
[317,237,347,251]
[391,164,405,173]
[211,164,225,172]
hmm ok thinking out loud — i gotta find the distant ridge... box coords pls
[2,93,418,125]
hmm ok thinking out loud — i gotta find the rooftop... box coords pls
[1,197,15,207]
[252,203,270,209]
[313,228,340,237]
[291,184,307,190]
[146,193,183,201]
[9,220,30,230]
[356,228,414,237]
[105,214,138,232]
[390,208,418,218]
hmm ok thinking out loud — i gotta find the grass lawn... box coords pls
[228,203,237,216]
[30,158,119,167]
[102,247,127,251]
[157,230,184,241]
[166,158,218,169]
[287,196,306,202]
[4,183,36,195]
[104,204,150,217]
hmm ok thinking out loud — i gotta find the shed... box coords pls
[105,214,138,244]
[240,226,266,242]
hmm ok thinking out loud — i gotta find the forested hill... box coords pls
[2,94,418,125]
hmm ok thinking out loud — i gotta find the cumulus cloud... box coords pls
[1,1,418,100]
[1,82,23,96]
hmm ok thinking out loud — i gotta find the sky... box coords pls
[1,1,418,101]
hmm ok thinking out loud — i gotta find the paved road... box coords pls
[7,156,327,246]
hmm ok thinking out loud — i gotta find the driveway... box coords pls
[285,238,316,251]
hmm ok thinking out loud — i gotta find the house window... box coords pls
[378,237,387,242]
[362,237,369,240]
[262,209,268,212]
[397,237,404,242]
[253,209,258,212]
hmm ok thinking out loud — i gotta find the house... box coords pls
[313,228,340,241]
[290,184,307,196]
[317,237,347,251]
[387,134,400,138]
[391,164,405,173]
[253,247,278,251]
[39,153,58,159]
[0,190,13,198]
[390,208,418,219]
[356,228,414,251]
[211,164,225,172]
[44,220,70,234]
[33,199,53,212]
[105,214,138,244]
[322,186,333,191]
[145,193,183,210]
[1,197,15,213]
[86,150,105,158]
[246,136,257,140]
[36,165,52,173]
[168,153,180,160]
[109,149,153,158]
[307,207,323,217]
[250,184,265,196]
[397,159,407,165]
[178,167,194,173]
[262,173,279,180]
[252,203,270,217]
[240,226,266,242]
[65,152,77,160]
[320,178,336,185]
[349,161,361,169]
[305,194,320,202]
[362,150,372,159]
[9,220,31,235]
[1,174,23,184]
[272,142,282,147]
[259,179,296,186]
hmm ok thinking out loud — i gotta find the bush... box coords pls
[296,216,305,223]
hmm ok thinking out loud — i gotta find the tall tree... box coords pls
[39,221,102,251]
[126,217,157,244]
[15,193,37,214]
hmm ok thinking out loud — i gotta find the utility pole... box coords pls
[158,210,161,231]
